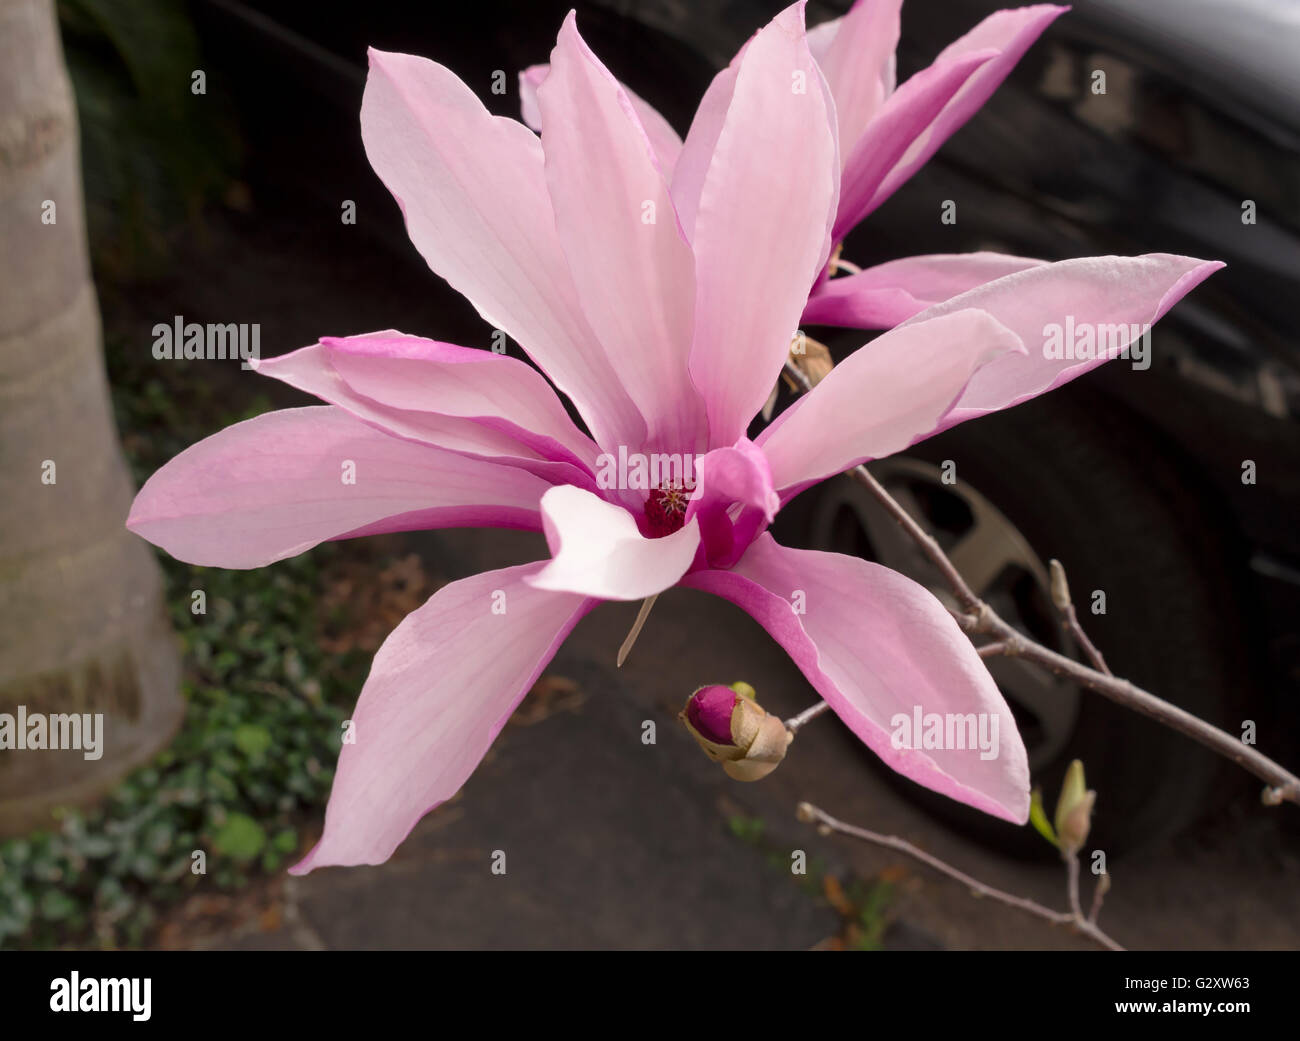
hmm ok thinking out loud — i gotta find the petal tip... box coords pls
[288,839,320,876]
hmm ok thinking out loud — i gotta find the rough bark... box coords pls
[0,0,182,834]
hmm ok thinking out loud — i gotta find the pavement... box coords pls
[193,526,1300,951]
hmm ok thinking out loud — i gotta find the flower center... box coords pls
[645,483,690,537]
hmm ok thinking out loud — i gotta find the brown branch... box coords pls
[1065,850,1084,919]
[1049,559,1111,675]
[977,615,1300,805]
[1089,871,1111,925]
[781,358,1300,808]
[797,802,1123,951]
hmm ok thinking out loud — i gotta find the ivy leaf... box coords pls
[271,829,298,855]
[213,814,266,862]
[233,724,273,761]
[39,890,79,921]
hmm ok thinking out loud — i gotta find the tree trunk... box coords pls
[0,0,182,834]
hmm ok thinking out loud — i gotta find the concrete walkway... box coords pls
[200,526,1300,951]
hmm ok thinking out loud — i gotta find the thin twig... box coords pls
[1089,872,1111,924]
[780,359,1300,807]
[1065,851,1084,919]
[978,617,1300,804]
[785,700,832,733]
[797,802,1124,950]
[1049,559,1111,675]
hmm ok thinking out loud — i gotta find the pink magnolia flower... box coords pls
[126,3,1219,872]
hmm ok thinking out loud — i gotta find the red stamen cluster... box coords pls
[645,483,690,537]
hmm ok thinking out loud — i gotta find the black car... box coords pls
[193,0,1300,853]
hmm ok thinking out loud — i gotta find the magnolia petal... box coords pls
[670,51,742,242]
[537,15,704,455]
[255,333,598,488]
[528,485,700,600]
[816,0,903,161]
[806,13,842,64]
[806,3,899,98]
[291,563,593,872]
[126,406,548,568]
[803,251,1048,328]
[361,48,646,451]
[686,440,779,567]
[519,63,683,177]
[757,309,1024,494]
[687,1,839,449]
[835,47,998,241]
[901,253,1224,431]
[322,332,599,464]
[683,535,1030,823]
[844,4,1067,230]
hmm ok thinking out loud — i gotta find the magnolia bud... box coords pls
[1054,759,1096,854]
[789,334,834,388]
[1049,559,1071,611]
[679,683,792,782]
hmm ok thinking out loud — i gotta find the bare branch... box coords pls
[1049,558,1111,675]
[1065,851,1084,919]
[780,358,1300,806]
[1089,872,1111,925]
[796,802,1124,951]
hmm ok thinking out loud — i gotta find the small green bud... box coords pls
[1055,759,1096,854]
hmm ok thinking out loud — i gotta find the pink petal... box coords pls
[519,63,683,178]
[687,1,840,449]
[685,439,779,567]
[684,535,1030,823]
[528,485,700,600]
[323,332,599,461]
[362,49,645,451]
[803,251,1048,328]
[670,52,742,242]
[537,15,704,455]
[254,332,599,488]
[838,4,1067,234]
[805,13,843,63]
[291,562,593,872]
[816,0,903,163]
[126,406,549,568]
[757,309,1024,494]
[835,47,999,241]
[902,253,1224,431]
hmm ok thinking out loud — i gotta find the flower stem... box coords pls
[616,594,659,668]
